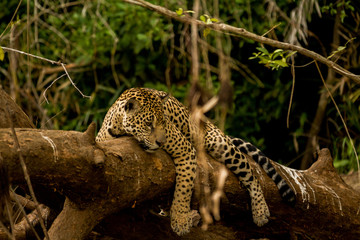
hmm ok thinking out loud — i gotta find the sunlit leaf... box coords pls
[272,51,284,60]
[286,51,297,58]
[256,47,269,54]
[273,60,288,67]
[273,49,283,54]
[175,8,183,16]
[0,47,4,61]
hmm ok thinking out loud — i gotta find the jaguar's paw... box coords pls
[171,210,200,236]
[252,198,270,227]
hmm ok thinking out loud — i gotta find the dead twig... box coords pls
[0,46,91,101]
[6,107,50,240]
[9,189,42,240]
[42,73,67,104]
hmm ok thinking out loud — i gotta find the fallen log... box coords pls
[0,87,359,239]
[0,126,176,239]
[0,125,359,239]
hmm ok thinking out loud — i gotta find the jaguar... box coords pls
[96,88,295,235]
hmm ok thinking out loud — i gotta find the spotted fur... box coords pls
[96,88,197,235]
[96,88,272,234]
[145,89,295,203]
[142,88,295,203]
[230,137,296,202]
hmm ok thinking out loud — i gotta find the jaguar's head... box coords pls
[122,93,167,152]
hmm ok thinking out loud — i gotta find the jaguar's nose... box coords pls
[156,140,164,147]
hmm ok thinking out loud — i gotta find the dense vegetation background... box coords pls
[0,0,359,172]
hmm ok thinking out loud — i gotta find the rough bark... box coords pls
[0,126,176,239]
[0,88,34,129]
[0,126,359,239]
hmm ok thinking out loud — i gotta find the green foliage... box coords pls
[199,14,218,37]
[294,113,308,136]
[199,15,218,24]
[332,137,359,173]
[330,93,360,173]
[175,8,218,37]
[175,8,194,16]
[321,1,355,22]
[1,0,177,131]
[328,37,356,59]
[249,47,297,70]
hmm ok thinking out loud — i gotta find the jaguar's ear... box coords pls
[160,93,170,106]
[124,98,140,115]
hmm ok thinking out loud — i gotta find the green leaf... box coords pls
[273,60,288,67]
[273,49,284,54]
[200,15,206,23]
[286,51,297,58]
[256,47,269,54]
[203,28,211,37]
[334,159,350,168]
[340,10,346,22]
[249,52,260,60]
[176,8,183,16]
[136,33,148,41]
[0,47,4,61]
[299,112,307,128]
[337,46,346,51]
[349,89,360,102]
[272,50,284,59]
[330,8,337,15]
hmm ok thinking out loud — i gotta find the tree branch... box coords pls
[122,0,360,84]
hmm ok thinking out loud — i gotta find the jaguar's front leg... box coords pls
[162,122,198,235]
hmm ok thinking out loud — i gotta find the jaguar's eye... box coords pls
[146,121,152,126]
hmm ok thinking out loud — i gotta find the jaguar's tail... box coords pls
[230,137,296,203]
[0,155,11,227]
